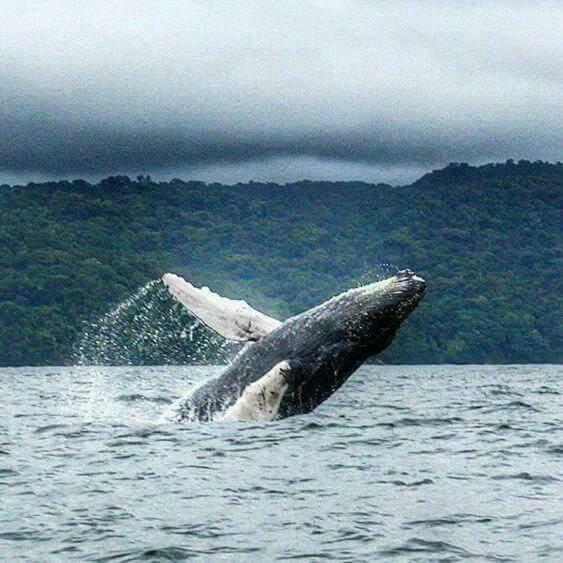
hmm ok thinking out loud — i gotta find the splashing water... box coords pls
[354,262,401,287]
[74,280,239,365]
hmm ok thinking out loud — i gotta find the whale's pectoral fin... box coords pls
[220,360,295,421]
[162,273,282,341]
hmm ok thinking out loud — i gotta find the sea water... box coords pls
[0,365,561,561]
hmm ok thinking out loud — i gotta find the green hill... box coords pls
[0,160,561,366]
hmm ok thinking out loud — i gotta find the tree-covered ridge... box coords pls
[0,160,561,366]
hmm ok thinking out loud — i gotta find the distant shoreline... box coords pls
[2,160,561,365]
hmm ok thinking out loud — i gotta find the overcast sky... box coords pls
[1,1,561,185]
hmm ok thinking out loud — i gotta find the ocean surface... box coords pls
[0,365,561,561]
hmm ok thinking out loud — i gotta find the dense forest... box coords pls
[0,160,561,366]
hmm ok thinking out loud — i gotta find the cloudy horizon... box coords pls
[1,1,561,185]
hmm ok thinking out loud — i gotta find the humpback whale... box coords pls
[163,269,426,422]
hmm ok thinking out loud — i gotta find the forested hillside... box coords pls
[0,160,561,366]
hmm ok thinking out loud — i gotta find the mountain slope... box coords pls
[0,160,561,365]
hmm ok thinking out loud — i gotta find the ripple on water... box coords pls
[491,472,559,482]
[0,364,561,561]
[115,394,172,404]
[377,537,477,558]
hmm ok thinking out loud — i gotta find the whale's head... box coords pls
[276,269,427,417]
[303,269,426,359]
[343,269,426,354]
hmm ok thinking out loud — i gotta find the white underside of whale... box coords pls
[219,360,291,421]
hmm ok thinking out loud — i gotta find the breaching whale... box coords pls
[163,269,426,422]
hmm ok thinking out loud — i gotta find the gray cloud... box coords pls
[1,0,561,184]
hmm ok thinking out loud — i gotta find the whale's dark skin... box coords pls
[175,270,426,421]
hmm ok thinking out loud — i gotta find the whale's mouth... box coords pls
[394,270,427,307]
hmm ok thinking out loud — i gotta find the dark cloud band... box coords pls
[0,1,561,179]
